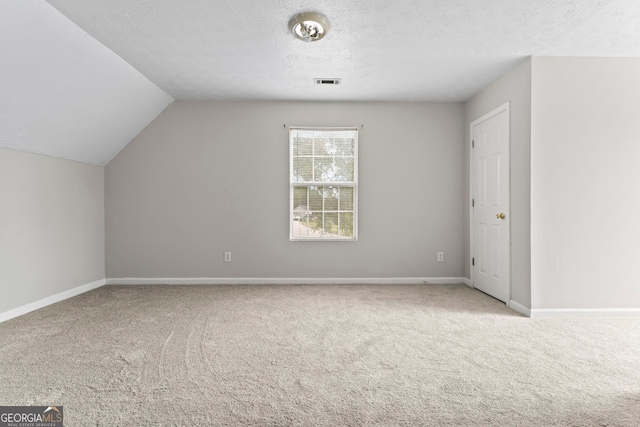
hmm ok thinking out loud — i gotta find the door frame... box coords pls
[470,102,511,302]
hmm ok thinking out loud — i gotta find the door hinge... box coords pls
[472,198,474,207]
[472,257,475,266]
[472,140,475,148]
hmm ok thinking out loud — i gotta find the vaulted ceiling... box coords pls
[3,0,640,165]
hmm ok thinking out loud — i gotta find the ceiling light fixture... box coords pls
[288,12,330,42]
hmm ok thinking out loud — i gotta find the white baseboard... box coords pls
[530,308,640,319]
[509,300,531,317]
[0,279,106,324]
[7,279,635,320]
[106,277,469,286]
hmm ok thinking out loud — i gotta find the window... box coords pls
[290,127,358,240]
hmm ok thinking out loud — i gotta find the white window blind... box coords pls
[290,127,358,241]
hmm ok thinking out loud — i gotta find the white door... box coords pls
[471,103,510,303]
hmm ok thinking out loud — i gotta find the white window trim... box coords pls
[289,126,358,241]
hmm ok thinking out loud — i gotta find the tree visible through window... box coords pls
[290,128,358,240]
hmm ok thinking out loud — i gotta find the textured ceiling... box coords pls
[1,1,173,165]
[4,0,640,165]
[44,0,640,102]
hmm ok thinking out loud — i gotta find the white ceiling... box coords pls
[1,1,172,166]
[45,0,640,102]
[3,0,640,165]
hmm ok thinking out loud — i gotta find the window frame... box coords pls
[289,126,359,241]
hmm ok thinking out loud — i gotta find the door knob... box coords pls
[496,213,506,220]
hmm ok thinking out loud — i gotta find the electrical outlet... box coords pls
[437,252,445,262]
[224,252,232,263]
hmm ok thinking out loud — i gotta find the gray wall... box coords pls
[531,57,640,309]
[0,148,105,314]
[106,101,465,280]
[465,58,532,309]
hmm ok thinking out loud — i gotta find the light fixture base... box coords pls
[288,12,330,42]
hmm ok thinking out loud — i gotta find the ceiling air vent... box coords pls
[314,78,341,85]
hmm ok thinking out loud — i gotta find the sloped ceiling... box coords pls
[0,1,173,166]
[3,0,640,165]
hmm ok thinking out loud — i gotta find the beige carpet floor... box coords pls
[1,284,639,426]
